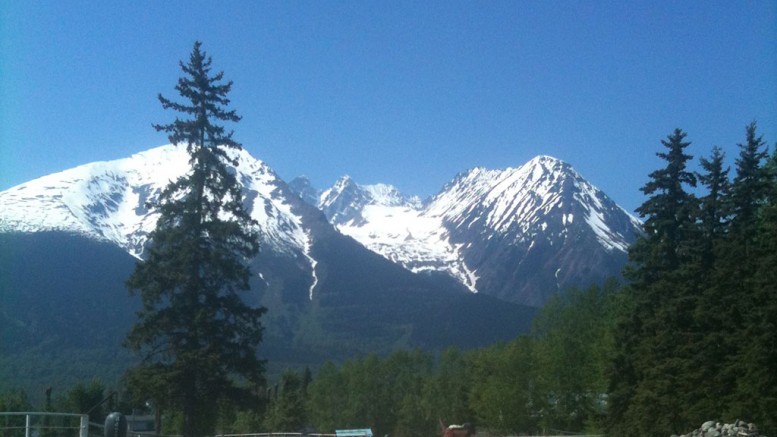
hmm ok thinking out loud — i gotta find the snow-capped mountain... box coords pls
[317,175,422,225]
[2,144,640,393]
[288,176,321,207]
[0,145,537,371]
[0,145,313,255]
[0,144,330,301]
[304,176,480,292]
[1,144,640,309]
[295,155,642,306]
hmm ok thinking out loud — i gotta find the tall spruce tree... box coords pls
[609,128,700,436]
[630,128,698,278]
[736,145,777,434]
[692,145,733,417]
[696,146,731,266]
[730,122,770,233]
[719,123,774,427]
[124,41,265,437]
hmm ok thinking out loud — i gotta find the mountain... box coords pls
[288,176,321,207]
[295,156,642,307]
[0,144,536,395]
[0,145,316,262]
[317,176,422,225]
[0,232,139,399]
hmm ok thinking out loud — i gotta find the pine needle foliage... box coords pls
[609,123,777,436]
[610,128,701,435]
[124,41,265,437]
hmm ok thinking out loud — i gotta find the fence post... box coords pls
[25,414,31,437]
[80,414,89,437]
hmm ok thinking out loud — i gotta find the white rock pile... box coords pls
[673,420,765,437]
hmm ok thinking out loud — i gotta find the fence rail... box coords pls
[0,412,89,437]
[3,413,602,437]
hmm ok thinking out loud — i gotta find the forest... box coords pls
[0,281,618,436]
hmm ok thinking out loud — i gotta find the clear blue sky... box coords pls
[1,1,775,213]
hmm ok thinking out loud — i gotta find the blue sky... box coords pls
[1,1,775,213]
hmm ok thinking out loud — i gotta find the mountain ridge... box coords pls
[0,144,641,307]
[0,145,319,275]
[0,144,541,391]
[293,154,642,306]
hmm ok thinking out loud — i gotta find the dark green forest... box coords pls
[0,282,617,436]
[2,123,774,437]
[257,124,775,437]
[608,123,776,436]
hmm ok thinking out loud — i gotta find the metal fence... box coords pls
[0,412,89,437]
[1,414,601,437]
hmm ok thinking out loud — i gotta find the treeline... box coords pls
[0,283,618,436]
[608,122,777,436]
[220,281,621,436]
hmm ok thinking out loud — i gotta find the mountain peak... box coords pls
[288,176,320,206]
[333,174,355,187]
[0,144,312,260]
[317,176,420,225]
[322,155,642,306]
[517,155,574,179]
[527,154,563,164]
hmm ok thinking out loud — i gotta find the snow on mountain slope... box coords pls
[427,155,641,251]
[0,146,187,254]
[309,175,477,290]
[307,155,642,303]
[318,175,421,225]
[0,145,318,285]
[2,146,641,306]
[337,202,479,291]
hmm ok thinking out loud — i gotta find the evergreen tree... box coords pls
[696,146,731,268]
[736,149,777,433]
[710,123,770,420]
[609,129,700,436]
[629,128,698,279]
[722,129,776,431]
[124,41,265,437]
[301,366,313,397]
[729,122,770,233]
[692,146,733,419]
[263,370,307,432]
